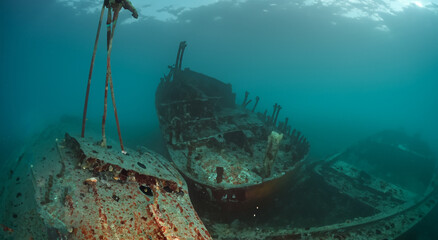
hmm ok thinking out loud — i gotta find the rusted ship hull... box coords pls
[180,161,304,210]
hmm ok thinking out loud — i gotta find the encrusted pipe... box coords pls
[263,131,284,178]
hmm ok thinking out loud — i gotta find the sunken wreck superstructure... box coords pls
[155,42,310,205]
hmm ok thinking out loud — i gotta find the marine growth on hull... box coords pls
[155,42,310,188]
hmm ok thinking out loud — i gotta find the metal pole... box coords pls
[107,7,126,153]
[101,7,112,147]
[81,3,105,138]
[175,44,182,70]
[178,41,187,70]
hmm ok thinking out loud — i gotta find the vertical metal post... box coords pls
[101,7,112,147]
[107,7,126,153]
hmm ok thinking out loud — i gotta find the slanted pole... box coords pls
[81,3,105,138]
[178,41,187,70]
[101,7,112,147]
[175,44,182,69]
[107,7,126,153]
[274,105,282,126]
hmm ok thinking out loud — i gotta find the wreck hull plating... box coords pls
[0,123,212,240]
[180,162,302,209]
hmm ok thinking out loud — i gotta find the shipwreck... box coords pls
[155,42,310,209]
[155,42,438,239]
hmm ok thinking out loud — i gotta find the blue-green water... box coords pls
[1,0,438,238]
